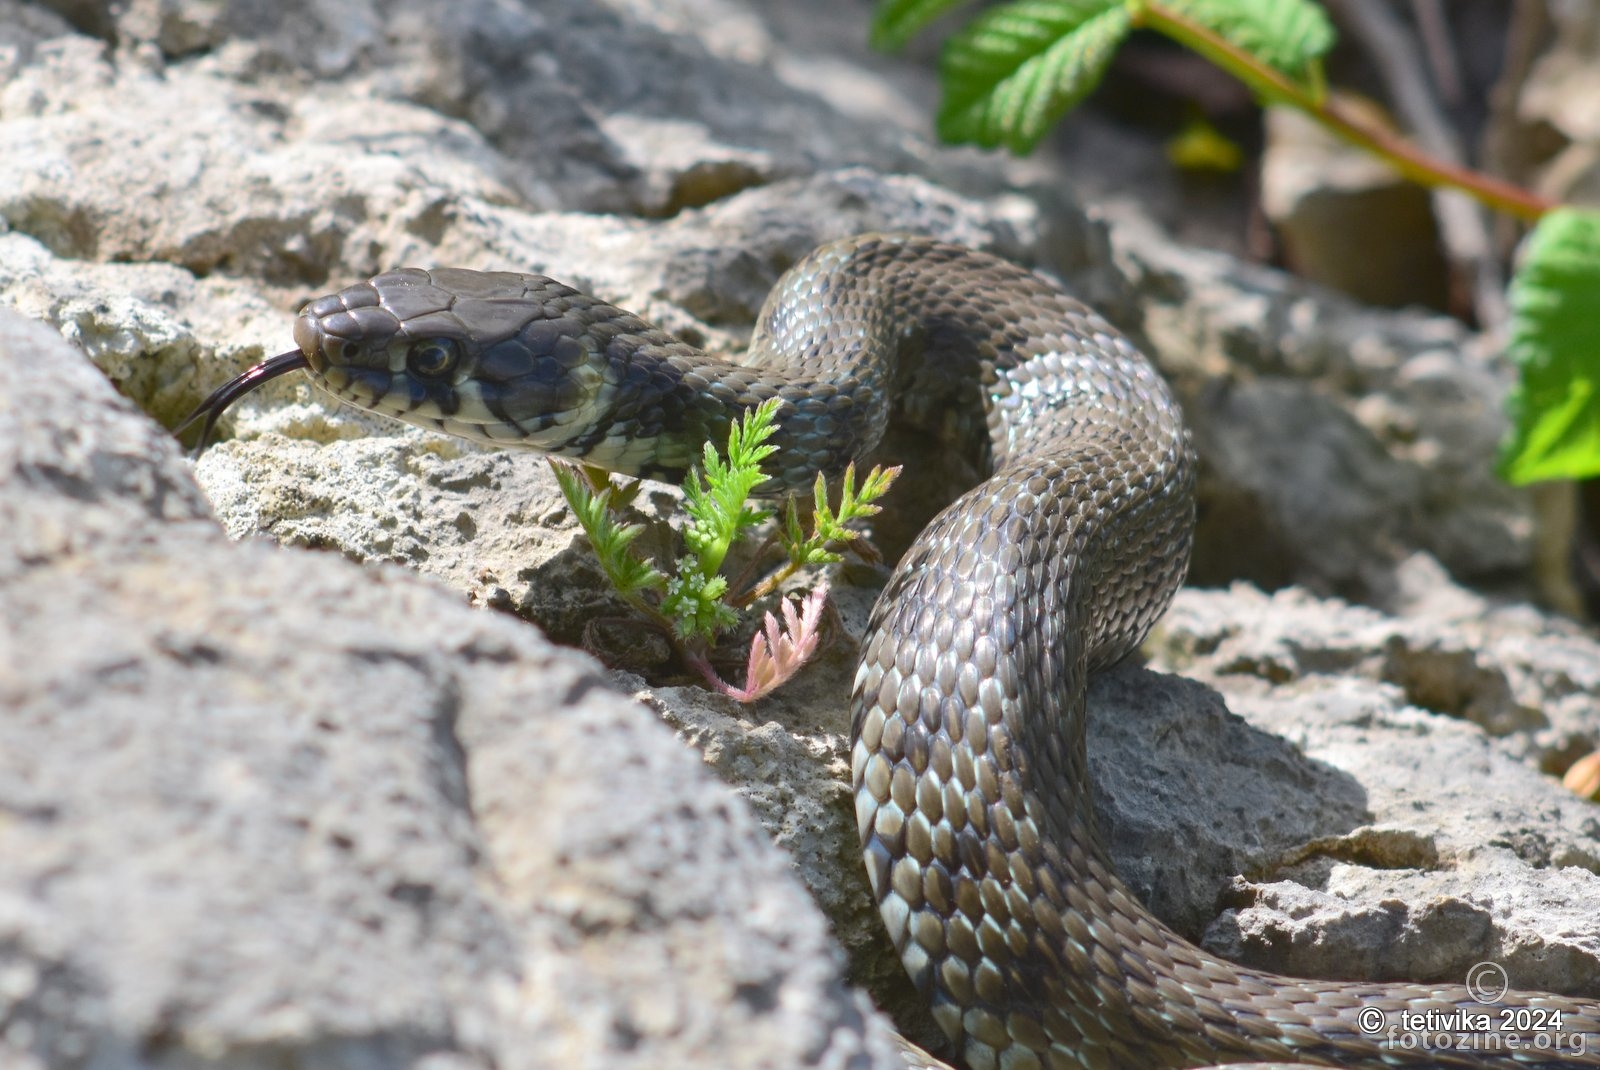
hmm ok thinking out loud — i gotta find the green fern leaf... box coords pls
[938,0,1130,153]
[679,398,779,580]
[550,461,666,597]
[1499,208,1600,484]
[1163,0,1334,80]
[871,0,980,51]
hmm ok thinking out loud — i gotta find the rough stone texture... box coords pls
[3,0,1600,1065]
[1156,560,1600,769]
[1149,577,1600,993]
[0,0,1539,607]
[1106,209,1529,601]
[0,310,904,1067]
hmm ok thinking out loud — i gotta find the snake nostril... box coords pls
[294,314,327,370]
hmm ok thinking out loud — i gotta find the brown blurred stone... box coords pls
[1261,103,1449,310]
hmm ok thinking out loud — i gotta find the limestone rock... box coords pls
[0,308,903,1068]
[1,0,1597,1064]
[1150,581,1600,993]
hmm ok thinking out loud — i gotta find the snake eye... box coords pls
[406,338,460,380]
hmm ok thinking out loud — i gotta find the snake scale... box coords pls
[183,234,1600,1068]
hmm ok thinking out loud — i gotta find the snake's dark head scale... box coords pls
[177,235,1600,1069]
[182,267,626,458]
[179,263,878,488]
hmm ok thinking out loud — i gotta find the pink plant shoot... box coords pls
[709,581,829,702]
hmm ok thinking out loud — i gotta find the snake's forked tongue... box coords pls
[174,349,310,456]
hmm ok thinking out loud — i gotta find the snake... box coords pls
[180,233,1600,1069]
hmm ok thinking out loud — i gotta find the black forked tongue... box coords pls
[174,349,311,456]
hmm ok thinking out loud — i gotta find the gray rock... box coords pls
[2,0,1535,608]
[3,0,1599,1063]
[0,309,904,1067]
[1259,106,1448,310]
[1150,582,1600,992]
[1155,575,1600,767]
[1108,211,1531,601]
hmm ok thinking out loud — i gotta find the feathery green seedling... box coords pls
[550,462,666,617]
[552,397,900,700]
[734,463,901,606]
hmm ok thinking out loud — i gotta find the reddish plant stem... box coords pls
[1136,1,1553,223]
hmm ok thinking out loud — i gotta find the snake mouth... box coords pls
[174,348,311,455]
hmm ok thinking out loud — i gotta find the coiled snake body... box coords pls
[185,234,1600,1068]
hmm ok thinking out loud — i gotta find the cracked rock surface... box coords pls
[2,0,1598,1066]
[1150,579,1600,994]
[1,308,904,1069]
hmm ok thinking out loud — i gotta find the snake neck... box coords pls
[840,239,1600,1069]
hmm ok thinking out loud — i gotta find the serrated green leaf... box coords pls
[550,460,666,597]
[679,401,770,571]
[1500,208,1600,485]
[1163,0,1334,80]
[785,497,807,547]
[938,0,1130,153]
[872,0,980,51]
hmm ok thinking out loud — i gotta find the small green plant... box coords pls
[871,0,1600,486]
[552,397,900,701]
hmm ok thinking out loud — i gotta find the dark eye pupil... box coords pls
[407,340,458,379]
